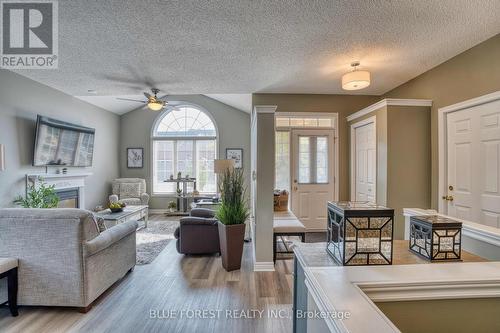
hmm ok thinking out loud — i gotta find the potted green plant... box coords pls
[216,168,249,271]
[168,200,177,213]
[13,182,59,208]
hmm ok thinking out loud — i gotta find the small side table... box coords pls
[0,258,19,316]
[409,215,462,261]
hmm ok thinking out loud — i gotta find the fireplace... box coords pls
[26,172,92,210]
[56,188,80,208]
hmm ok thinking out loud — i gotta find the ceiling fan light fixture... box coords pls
[148,101,164,111]
[342,61,370,91]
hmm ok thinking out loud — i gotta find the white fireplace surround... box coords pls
[26,172,92,209]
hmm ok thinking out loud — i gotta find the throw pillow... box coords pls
[120,183,141,199]
[95,216,107,233]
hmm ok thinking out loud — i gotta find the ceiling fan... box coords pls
[116,88,168,111]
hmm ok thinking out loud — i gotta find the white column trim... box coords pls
[253,262,275,271]
[253,105,277,114]
[347,98,432,122]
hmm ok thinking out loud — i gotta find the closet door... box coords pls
[445,99,500,227]
[352,119,376,203]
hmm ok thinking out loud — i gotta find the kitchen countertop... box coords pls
[292,241,496,333]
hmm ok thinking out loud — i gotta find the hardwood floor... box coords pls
[0,215,294,333]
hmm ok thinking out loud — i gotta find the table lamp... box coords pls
[214,159,235,174]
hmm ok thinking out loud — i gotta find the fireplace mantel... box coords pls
[26,172,93,209]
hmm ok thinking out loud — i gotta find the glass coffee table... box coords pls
[96,205,149,229]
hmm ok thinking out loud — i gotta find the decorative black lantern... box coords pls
[409,215,462,261]
[327,201,394,265]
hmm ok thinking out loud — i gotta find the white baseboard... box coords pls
[254,261,275,272]
[149,209,168,214]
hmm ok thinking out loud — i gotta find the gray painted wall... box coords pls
[0,69,120,210]
[120,95,250,209]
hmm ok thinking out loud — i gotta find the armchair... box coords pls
[174,208,220,254]
[111,178,150,206]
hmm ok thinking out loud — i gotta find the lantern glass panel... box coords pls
[357,229,381,252]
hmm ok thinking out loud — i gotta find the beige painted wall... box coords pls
[251,94,379,200]
[348,105,431,239]
[387,106,431,238]
[252,111,275,264]
[120,95,251,210]
[377,298,500,333]
[383,33,500,209]
[0,69,120,210]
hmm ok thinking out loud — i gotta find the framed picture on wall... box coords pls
[226,148,243,169]
[127,148,144,168]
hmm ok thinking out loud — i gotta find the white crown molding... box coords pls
[347,98,433,122]
[438,90,500,113]
[253,105,277,114]
[253,261,275,272]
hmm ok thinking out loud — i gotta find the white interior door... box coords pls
[445,99,500,227]
[291,129,335,231]
[351,119,376,203]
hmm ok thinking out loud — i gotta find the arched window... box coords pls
[152,106,217,194]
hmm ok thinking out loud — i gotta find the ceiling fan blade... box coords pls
[116,98,146,103]
[144,92,152,99]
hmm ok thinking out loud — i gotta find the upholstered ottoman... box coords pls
[273,219,306,262]
[0,258,18,316]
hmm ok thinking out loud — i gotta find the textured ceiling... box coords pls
[11,0,500,114]
[204,94,252,113]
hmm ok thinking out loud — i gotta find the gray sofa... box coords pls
[0,208,137,311]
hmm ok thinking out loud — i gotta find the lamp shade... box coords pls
[342,70,370,90]
[214,159,234,174]
[0,144,5,171]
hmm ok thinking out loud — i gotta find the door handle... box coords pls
[442,195,454,201]
[293,186,298,191]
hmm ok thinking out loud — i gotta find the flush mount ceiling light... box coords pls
[342,61,370,91]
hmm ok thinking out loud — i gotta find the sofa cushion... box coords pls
[121,198,141,206]
[120,183,141,199]
[95,216,107,233]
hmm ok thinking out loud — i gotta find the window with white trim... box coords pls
[152,106,217,194]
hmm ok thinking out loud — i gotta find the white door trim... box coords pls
[350,116,377,202]
[438,90,500,214]
[276,112,339,201]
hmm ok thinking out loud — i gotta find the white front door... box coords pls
[291,129,335,231]
[445,99,500,227]
[351,119,376,203]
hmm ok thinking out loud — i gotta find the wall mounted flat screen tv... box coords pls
[33,115,95,167]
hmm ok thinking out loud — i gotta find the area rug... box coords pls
[136,217,180,265]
